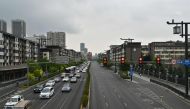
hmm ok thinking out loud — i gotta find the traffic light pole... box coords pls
[114,48,117,73]
[167,20,190,96]
[185,24,189,96]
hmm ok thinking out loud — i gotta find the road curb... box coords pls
[150,78,190,100]
[87,80,91,109]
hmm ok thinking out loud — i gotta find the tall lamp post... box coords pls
[114,48,117,73]
[167,19,190,96]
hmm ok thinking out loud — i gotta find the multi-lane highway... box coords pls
[90,62,190,109]
[0,73,86,109]
[1,61,190,109]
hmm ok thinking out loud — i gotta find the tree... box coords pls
[33,69,43,81]
[27,73,35,82]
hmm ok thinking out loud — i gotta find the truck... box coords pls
[4,95,31,109]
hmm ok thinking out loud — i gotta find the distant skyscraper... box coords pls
[80,43,85,52]
[47,32,66,49]
[0,20,7,32]
[12,19,26,38]
[84,48,88,54]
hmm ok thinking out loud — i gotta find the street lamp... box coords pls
[167,19,190,96]
[173,25,181,34]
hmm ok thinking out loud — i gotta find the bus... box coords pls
[65,66,76,73]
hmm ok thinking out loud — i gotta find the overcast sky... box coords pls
[0,0,190,54]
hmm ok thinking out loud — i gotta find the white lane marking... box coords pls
[105,102,109,108]
[124,102,127,107]
[59,96,68,109]
[118,94,121,99]
[40,92,60,109]
[103,95,106,98]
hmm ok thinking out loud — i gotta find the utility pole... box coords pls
[167,19,190,96]
[114,48,117,73]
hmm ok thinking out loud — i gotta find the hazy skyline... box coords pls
[0,0,189,54]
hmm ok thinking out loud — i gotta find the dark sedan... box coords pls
[33,84,44,93]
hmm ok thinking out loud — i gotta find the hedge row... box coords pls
[81,64,91,108]
[119,71,130,79]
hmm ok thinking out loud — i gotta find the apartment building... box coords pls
[0,31,39,66]
[149,41,190,64]
[109,42,141,64]
[141,45,149,56]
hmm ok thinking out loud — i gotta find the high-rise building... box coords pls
[12,19,26,38]
[47,32,66,49]
[0,20,7,32]
[80,43,85,52]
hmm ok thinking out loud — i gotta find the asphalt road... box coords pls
[0,73,86,109]
[90,62,190,109]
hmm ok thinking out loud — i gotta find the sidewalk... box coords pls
[134,73,190,100]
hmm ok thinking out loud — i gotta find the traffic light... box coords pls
[120,57,125,64]
[139,57,143,64]
[156,56,161,65]
[103,57,107,64]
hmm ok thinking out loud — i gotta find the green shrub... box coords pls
[82,94,88,107]
[80,63,91,108]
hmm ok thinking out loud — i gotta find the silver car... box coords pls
[62,83,71,92]
[70,77,77,83]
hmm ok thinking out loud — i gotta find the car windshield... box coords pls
[63,83,69,87]
[41,88,50,93]
[10,98,18,102]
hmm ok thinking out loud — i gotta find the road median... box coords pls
[80,64,91,109]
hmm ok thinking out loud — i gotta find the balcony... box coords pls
[0,52,4,55]
[0,59,4,63]
[14,53,19,56]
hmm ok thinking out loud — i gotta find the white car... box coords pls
[45,80,55,87]
[4,95,24,108]
[62,77,69,82]
[61,73,66,78]
[62,83,71,92]
[75,73,81,78]
[70,77,77,83]
[40,87,54,99]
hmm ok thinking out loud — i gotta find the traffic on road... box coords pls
[1,62,90,109]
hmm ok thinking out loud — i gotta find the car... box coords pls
[45,80,55,87]
[70,77,77,83]
[39,87,54,99]
[75,70,80,73]
[69,73,74,78]
[54,77,61,82]
[5,95,24,107]
[62,77,69,82]
[62,83,71,92]
[75,73,81,78]
[33,84,44,93]
[61,73,66,78]
[4,95,32,109]
[82,70,86,73]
